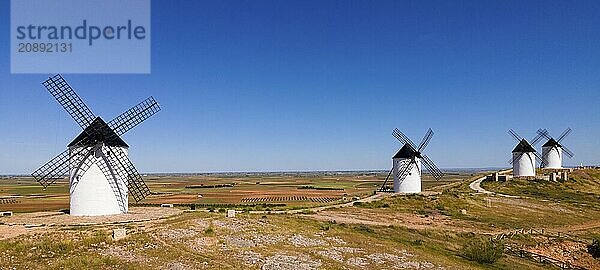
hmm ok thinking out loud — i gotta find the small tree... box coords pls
[588,236,600,259]
[460,237,504,264]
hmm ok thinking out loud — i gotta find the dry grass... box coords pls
[2,169,599,269]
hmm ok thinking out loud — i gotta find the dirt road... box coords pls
[468,169,519,198]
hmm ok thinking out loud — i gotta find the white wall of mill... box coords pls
[542,146,562,169]
[513,152,536,177]
[69,146,129,216]
[393,158,422,193]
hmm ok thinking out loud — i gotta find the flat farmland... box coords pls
[0,171,473,213]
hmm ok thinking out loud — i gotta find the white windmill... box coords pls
[537,128,574,169]
[380,128,444,193]
[508,129,546,177]
[32,74,161,216]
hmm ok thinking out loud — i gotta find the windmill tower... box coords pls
[538,128,574,169]
[32,74,161,216]
[508,129,545,177]
[380,128,444,193]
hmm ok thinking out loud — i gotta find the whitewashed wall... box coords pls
[542,146,562,169]
[69,146,129,216]
[513,152,536,177]
[393,158,422,193]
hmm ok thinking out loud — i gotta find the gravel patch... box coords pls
[189,237,219,252]
[395,261,436,269]
[316,246,364,263]
[157,229,198,240]
[333,246,363,254]
[367,253,407,264]
[288,234,327,247]
[194,219,210,230]
[212,219,251,232]
[236,250,264,265]
[162,262,193,270]
[366,253,438,269]
[223,234,286,248]
[254,234,287,245]
[261,254,322,270]
[325,236,347,245]
[211,218,277,233]
[346,257,369,267]
[317,249,344,262]
[224,236,256,248]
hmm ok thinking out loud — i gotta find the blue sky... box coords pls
[1,0,600,174]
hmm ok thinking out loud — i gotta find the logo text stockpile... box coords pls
[11,0,150,74]
[15,20,147,46]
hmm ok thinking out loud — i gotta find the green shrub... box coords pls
[443,189,460,198]
[415,209,432,215]
[588,235,600,258]
[319,223,331,231]
[355,200,389,208]
[353,224,374,234]
[411,239,423,246]
[460,237,504,264]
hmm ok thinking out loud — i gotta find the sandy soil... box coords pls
[0,224,42,240]
[0,207,182,240]
[0,207,182,226]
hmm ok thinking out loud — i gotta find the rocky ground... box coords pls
[1,202,595,269]
[93,213,447,269]
[526,239,599,269]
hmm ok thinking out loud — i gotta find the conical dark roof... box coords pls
[68,117,128,147]
[542,138,561,147]
[393,144,421,159]
[512,139,535,153]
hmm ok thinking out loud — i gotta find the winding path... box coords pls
[469,175,493,194]
[468,169,519,198]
